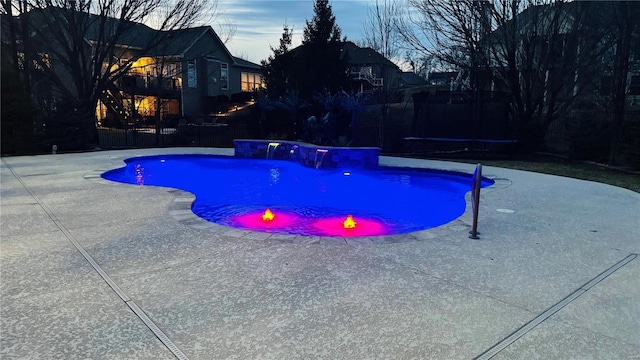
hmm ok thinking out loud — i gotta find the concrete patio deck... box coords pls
[1,148,638,359]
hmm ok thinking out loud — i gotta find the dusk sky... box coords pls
[217,0,374,64]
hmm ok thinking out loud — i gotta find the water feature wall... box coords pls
[234,140,380,169]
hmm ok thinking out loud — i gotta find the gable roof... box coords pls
[342,41,399,70]
[286,41,400,71]
[232,56,261,70]
[400,72,426,86]
[147,26,209,56]
[10,7,243,62]
[23,7,157,49]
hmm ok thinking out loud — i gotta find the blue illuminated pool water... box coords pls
[102,155,493,237]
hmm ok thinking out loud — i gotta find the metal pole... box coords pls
[469,163,482,239]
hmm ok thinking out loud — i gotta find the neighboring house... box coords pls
[427,72,457,87]
[1,9,263,128]
[342,41,401,93]
[98,25,264,126]
[399,72,427,88]
[485,2,640,101]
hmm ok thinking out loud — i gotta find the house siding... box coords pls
[181,30,236,116]
[181,59,200,115]
[229,67,242,94]
[204,59,221,96]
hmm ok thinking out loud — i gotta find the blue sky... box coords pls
[217,0,372,64]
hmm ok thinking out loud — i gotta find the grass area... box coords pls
[454,157,640,193]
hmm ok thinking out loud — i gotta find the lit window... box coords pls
[221,63,229,90]
[241,72,263,91]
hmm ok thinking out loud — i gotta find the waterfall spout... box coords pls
[314,149,328,169]
[266,142,281,159]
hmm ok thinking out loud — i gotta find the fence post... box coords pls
[469,163,482,239]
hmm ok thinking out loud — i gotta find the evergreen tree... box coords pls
[299,0,349,98]
[261,24,294,98]
[303,0,342,44]
[1,44,46,154]
[261,1,348,98]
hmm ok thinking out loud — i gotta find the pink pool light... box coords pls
[262,208,275,221]
[343,214,357,229]
[228,210,388,237]
[232,210,301,231]
[313,216,388,237]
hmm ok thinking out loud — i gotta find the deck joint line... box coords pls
[2,159,190,360]
[474,253,637,360]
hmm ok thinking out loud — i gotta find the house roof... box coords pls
[148,27,210,56]
[400,72,426,86]
[285,41,400,71]
[342,41,399,70]
[5,7,245,62]
[232,56,261,70]
[21,7,157,49]
[428,72,457,81]
[487,1,607,41]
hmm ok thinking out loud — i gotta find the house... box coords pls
[484,2,640,101]
[1,8,264,128]
[399,72,427,88]
[342,41,402,94]
[427,72,458,89]
[96,25,264,126]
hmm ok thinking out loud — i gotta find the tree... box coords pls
[215,17,236,44]
[604,1,640,165]
[1,0,217,150]
[275,90,310,140]
[1,42,46,154]
[397,0,606,150]
[488,1,607,149]
[259,0,350,142]
[360,0,401,62]
[261,0,349,96]
[299,0,348,97]
[397,0,492,92]
[261,23,294,99]
[303,0,342,44]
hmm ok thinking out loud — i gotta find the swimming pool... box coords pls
[102,155,493,237]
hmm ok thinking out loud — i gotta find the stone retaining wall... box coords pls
[233,140,380,169]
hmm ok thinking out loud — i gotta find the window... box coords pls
[187,60,197,88]
[241,72,264,91]
[221,63,229,90]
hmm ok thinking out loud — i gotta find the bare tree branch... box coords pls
[215,17,236,44]
[6,0,220,147]
[361,0,401,60]
[397,0,609,148]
